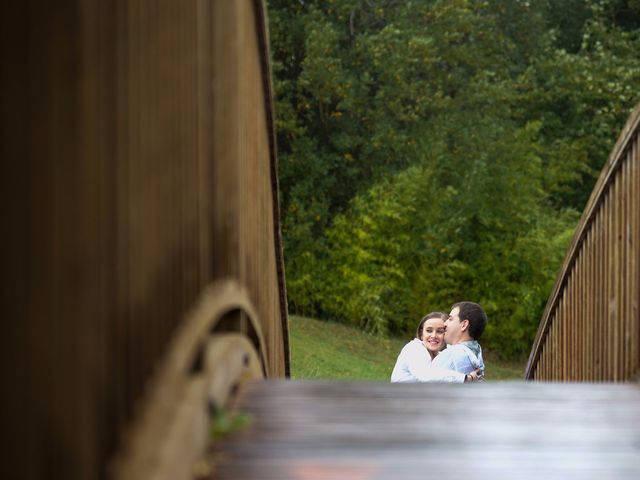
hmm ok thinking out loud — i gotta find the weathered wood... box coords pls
[633,138,640,378]
[0,1,288,478]
[111,308,264,480]
[527,103,640,380]
[211,0,288,378]
[211,380,640,479]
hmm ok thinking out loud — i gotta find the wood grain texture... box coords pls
[0,1,288,478]
[527,104,640,381]
[211,380,640,480]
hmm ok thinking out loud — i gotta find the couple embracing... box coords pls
[390,301,486,383]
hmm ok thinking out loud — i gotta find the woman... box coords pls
[390,312,479,383]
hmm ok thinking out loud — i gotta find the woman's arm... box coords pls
[406,344,465,383]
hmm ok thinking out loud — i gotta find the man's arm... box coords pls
[431,348,456,371]
[416,365,466,383]
[433,346,476,375]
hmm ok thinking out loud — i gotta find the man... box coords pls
[432,301,486,381]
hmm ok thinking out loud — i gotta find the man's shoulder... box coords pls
[443,344,467,354]
[436,344,471,361]
[432,346,456,365]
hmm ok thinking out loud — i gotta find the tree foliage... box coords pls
[268,0,640,359]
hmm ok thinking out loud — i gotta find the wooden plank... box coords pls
[583,227,597,381]
[616,169,622,380]
[555,301,561,381]
[617,172,624,380]
[568,286,572,381]
[576,258,582,381]
[551,302,558,380]
[597,206,604,381]
[631,144,636,378]
[576,254,582,381]
[563,283,569,381]
[210,380,640,479]
[607,186,614,379]
[584,231,590,381]
[622,156,630,380]
[567,280,572,381]
[211,0,288,378]
[634,137,640,377]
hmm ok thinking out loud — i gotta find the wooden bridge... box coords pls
[210,380,640,480]
[526,102,640,382]
[2,1,640,479]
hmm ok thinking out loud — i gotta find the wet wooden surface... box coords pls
[211,380,640,480]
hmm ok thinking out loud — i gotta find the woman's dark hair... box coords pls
[416,311,447,339]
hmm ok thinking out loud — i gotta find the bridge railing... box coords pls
[1,1,288,479]
[525,103,640,381]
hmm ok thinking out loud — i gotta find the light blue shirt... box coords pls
[431,340,484,375]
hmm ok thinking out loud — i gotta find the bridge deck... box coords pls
[211,380,640,479]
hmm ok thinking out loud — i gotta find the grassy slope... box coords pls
[289,315,526,381]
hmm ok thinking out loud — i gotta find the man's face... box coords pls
[444,306,464,345]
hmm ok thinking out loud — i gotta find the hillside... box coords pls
[289,315,525,381]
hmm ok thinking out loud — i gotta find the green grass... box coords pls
[289,315,526,381]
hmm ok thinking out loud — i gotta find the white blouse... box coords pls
[390,338,465,383]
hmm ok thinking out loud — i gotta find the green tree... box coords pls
[268,0,640,359]
[521,2,640,210]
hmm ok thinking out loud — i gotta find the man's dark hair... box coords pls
[416,311,447,339]
[451,301,487,340]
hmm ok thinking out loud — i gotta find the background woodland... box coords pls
[268,0,640,360]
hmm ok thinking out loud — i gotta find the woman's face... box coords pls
[421,317,446,355]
